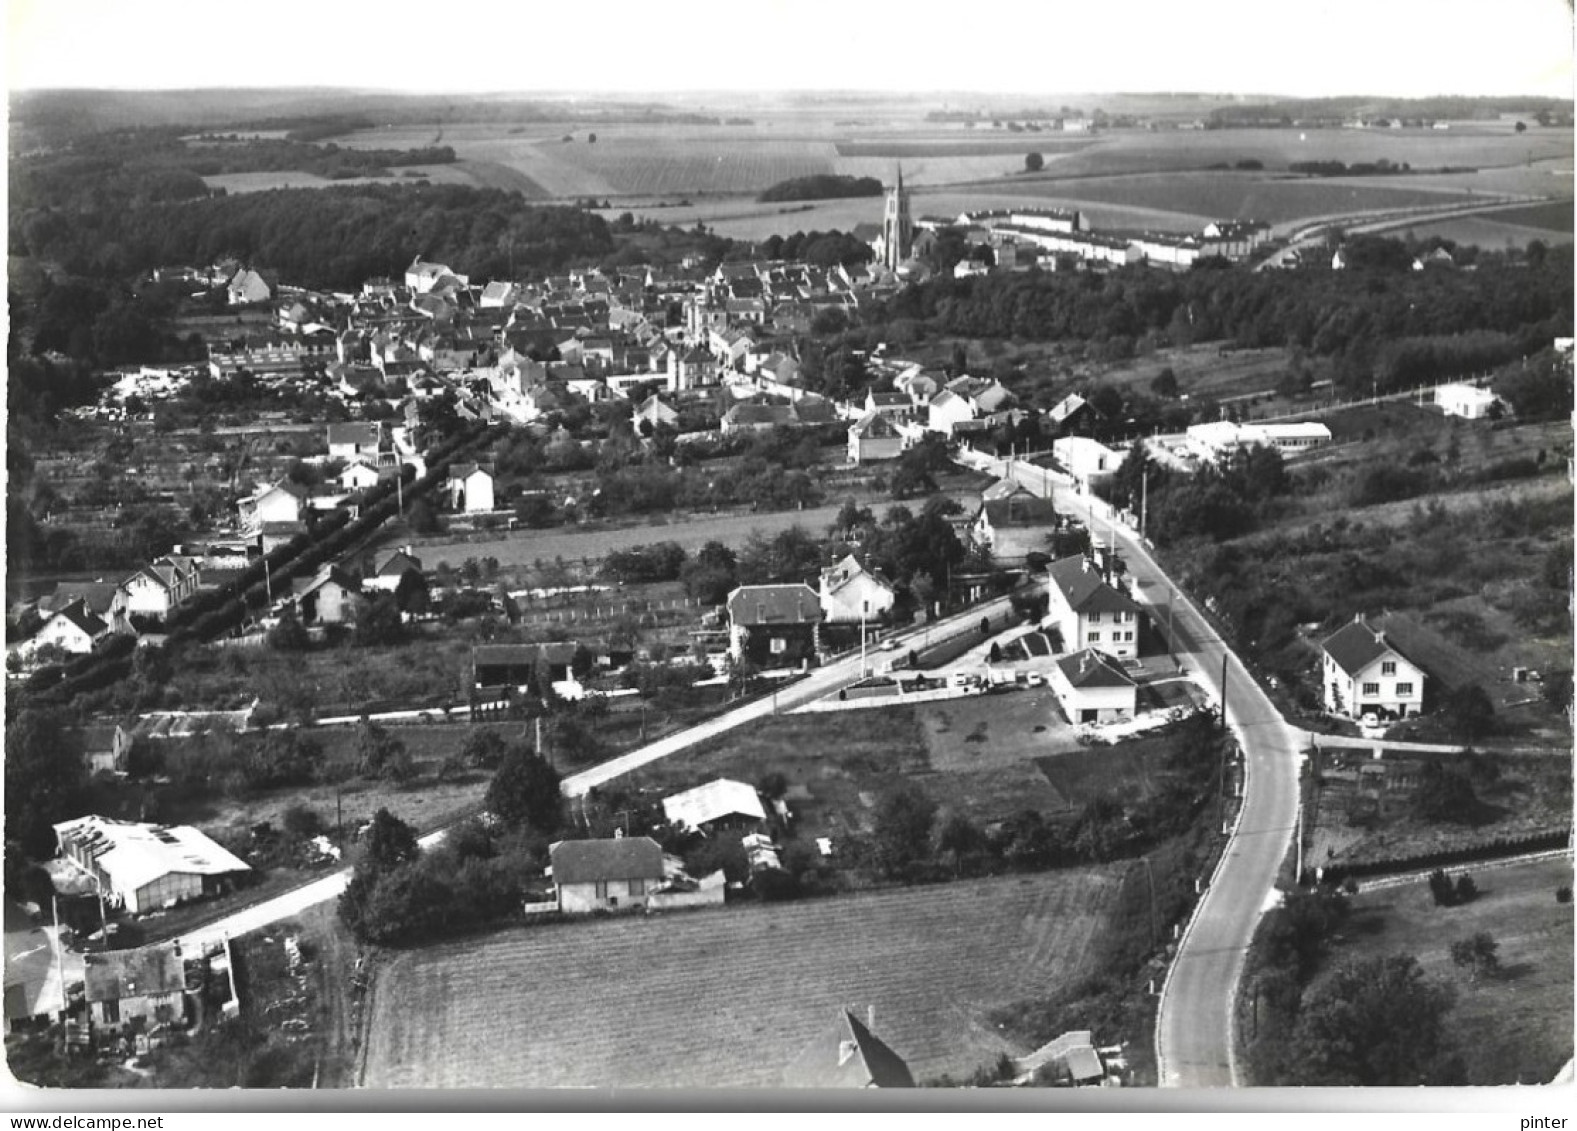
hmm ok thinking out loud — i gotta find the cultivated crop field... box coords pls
[363,864,1131,1088]
[1329,855,1574,1085]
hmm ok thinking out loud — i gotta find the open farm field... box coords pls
[363,864,1131,1087]
[1393,207,1575,250]
[836,138,1097,159]
[1348,158,1574,201]
[970,171,1493,229]
[1009,126,1575,180]
[1326,855,1574,1085]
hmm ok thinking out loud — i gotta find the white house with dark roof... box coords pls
[971,494,1061,565]
[1049,648,1138,725]
[15,600,109,660]
[548,836,666,914]
[1320,615,1427,721]
[726,583,822,666]
[847,411,905,464]
[53,816,252,915]
[446,462,496,513]
[1044,555,1142,659]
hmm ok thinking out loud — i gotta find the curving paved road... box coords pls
[1045,481,1303,1089]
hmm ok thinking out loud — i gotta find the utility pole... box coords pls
[1219,653,1229,731]
[1140,465,1148,539]
[50,895,68,1031]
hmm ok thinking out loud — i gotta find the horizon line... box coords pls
[8,86,1568,102]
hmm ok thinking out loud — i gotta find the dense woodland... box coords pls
[758,173,883,202]
[867,243,1573,399]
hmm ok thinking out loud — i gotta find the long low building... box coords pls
[53,816,252,916]
[1185,420,1332,460]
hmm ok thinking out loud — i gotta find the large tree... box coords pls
[1290,954,1461,1085]
[5,709,89,857]
[485,744,564,833]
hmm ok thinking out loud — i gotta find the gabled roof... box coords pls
[83,945,185,1005]
[549,836,664,885]
[726,584,822,626]
[447,461,495,482]
[867,391,910,408]
[41,581,119,617]
[821,554,894,596]
[783,1011,916,1088]
[980,494,1059,528]
[1056,648,1137,690]
[981,476,1031,502]
[52,600,107,640]
[291,564,359,599]
[1046,555,1140,617]
[1321,616,1420,678]
[1048,393,1087,424]
[376,549,424,577]
[661,779,766,831]
[53,816,252,894]
[849,411,900,439]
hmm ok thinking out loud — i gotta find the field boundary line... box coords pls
[1346,846,1574,893]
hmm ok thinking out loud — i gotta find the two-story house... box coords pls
[847,411,905,464]
[1044,555,1142,660]
[446,463,496,513]
[327,421,385,464]
[1320,615,1428,722]
[818,555,896,625]
[726,584,822,667]
[238,481,307,534]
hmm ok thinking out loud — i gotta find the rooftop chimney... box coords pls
[867,1005,876,1031]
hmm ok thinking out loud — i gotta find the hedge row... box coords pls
[1315,826,1572,883]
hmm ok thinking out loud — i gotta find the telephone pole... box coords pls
[1219,653,1229,731]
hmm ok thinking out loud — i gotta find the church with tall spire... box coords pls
[875,165,912,272]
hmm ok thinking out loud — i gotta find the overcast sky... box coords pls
[6,0,1573,98]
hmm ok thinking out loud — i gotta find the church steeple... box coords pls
[881,163,912,272]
